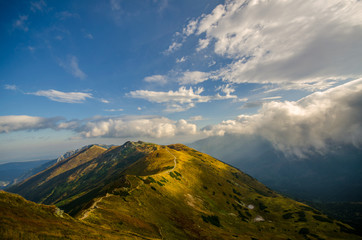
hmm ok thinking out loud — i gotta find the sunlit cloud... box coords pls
[30,89,93,103]
[203,79,362,157]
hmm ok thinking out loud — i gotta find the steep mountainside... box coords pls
[6,141,361,240]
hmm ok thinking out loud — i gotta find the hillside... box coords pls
[5,141,361,239]
[0,190,146,239]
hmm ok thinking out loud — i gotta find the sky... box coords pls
[1,0,362,162]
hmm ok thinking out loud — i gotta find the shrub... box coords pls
[282,213,294,219]
[169,172,181,180]
[298,228,310,235]
[201,215,221,227]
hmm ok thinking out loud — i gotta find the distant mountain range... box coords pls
[2,141,360,239]
[0,144,114,189]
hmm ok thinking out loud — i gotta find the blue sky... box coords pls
[1,0,362,162]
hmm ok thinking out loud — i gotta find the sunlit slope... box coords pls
[74,144,360,240]
[6,145,107,203]
[6,141,361,239]
[0,191,143,239]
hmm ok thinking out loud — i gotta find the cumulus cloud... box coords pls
[30,89,93,103]
[183,0,362,90]
[58,55,86,79]
[0,115,61,133]
[203,79,362,157]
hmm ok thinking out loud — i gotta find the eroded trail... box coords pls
[79,193,110,220]
[166,148,177,172]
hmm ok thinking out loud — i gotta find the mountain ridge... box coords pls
[4,141,361,239]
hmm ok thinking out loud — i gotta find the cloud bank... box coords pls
[0,115,62,133]
[2,79,361,156]
[203,79,362,157]
[0,115,197,139]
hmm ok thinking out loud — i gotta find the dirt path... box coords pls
[79,193,110,220]
[166,148,177,172]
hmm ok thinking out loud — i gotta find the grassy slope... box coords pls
[6,145,107,203]
[4,141,361,239]
[0,191,145,239]
[75,144,361,240]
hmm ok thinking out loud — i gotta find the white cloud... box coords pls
[59,55,87,79]
[196,38,210,52]
[203,79,362,157]
[177,71,210,85]
[216,84,235,96]
[129,86,208,104]
[164,42,182,54]
[144,74,168,84]
[4,85,17,91]
[77,116,197,138]
[31,89,93,103]
[0,115,198,140]
[13,15,29,32]
[0,115,61,133]
[137,107,142,111]
[104,108,123,112]
[262,96,282,100]
[183,19,198,36]
[164,103,195,113]
[184,0,362,90]
[129,86,237,112]
[176,57,186,63]
[100,98,110,104]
